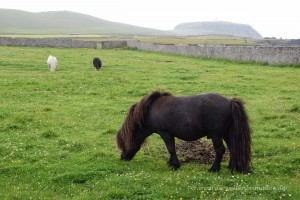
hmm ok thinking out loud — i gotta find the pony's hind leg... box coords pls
[209,137,226,172]
[159,132,180,170]
[223,134,234,171]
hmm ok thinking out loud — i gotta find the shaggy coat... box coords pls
[47,55,57,72]
[116,91,252,173]
[93,57,102,70]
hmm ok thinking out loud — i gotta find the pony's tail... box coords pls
[230,98,252,173]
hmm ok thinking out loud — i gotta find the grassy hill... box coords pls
[1,9,263,38]
[173,21,262,39]
[0,9,167,35]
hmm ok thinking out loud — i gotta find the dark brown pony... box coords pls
[116,90,252,173]
[93,57,102,71]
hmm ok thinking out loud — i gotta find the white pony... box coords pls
[47,55,57,72]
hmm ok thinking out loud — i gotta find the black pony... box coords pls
[93,57,102,70]
[116,91,252,173]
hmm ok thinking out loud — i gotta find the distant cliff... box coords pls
[173,21,262,39]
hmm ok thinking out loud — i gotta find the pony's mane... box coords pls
[117,90,172,152]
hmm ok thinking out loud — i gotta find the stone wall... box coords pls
[0,37,130,50]
[0,37,97,48]
[1,37,299,65]
[101,40,127,49]
[127,40,300,65]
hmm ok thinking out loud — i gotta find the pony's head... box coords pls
[116,90,172,160]
[116,103,142,160]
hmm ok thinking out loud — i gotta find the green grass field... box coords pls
[0,46,299,199]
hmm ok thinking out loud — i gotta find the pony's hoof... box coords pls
[168,163,180,171]
[208,167,220,172]
[170,165,180,171]
[228,163,234,170]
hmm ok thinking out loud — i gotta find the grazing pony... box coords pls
[47,55,57,72]
[116,91,252,173]
[93,57,102,71]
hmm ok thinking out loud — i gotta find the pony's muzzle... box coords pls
[121,152,134,161]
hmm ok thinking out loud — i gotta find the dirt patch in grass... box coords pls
[176,140,229,165]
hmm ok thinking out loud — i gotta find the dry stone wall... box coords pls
[127,40,300,65]
[0,37,97,48]
[1,37,299,65]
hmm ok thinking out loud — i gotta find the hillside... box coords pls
[0,9,166,35]
[173,21,262,39]
[0,9,262,38]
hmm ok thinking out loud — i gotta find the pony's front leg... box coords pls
[159,132,180,170]
[209,137,226,172]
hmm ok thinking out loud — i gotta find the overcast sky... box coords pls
[1,0,300,39]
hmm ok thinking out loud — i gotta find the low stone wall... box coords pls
[1,37,299,65]
[127,40,300,65]
[0,37,129,50]
[0,37,97,48]
[102,40,127,49]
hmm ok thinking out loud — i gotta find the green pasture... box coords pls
[0,46,299,199]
